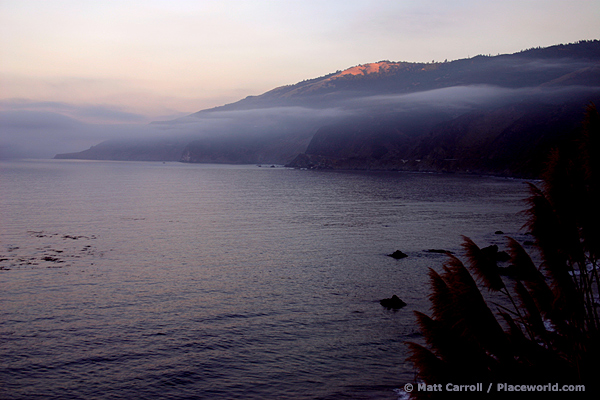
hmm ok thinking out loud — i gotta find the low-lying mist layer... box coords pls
[4,84,598,162]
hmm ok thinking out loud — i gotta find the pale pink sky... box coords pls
[1,0,599,123]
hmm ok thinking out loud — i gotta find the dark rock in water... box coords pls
[388,250,408,259]
[481,244,510,263]
[380,295,407,309]
[425,249,453,254]
[495,230,504,235]
[481,244,499,257]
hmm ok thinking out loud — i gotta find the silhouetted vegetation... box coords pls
[406,104,600,398]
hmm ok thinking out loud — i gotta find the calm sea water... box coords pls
[0,160,530,400]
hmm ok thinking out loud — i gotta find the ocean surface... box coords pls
[0,160,531,400]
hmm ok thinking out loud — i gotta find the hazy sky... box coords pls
[1,0,599,123]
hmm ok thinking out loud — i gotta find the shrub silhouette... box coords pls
[406,104,600,398]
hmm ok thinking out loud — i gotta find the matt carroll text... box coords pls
[416,383,486,392]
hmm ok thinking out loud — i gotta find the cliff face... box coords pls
[287,92,600,178]
[414,100,593,177]
[287,109,447,169]
[179,131,313,165]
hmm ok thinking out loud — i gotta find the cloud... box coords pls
[0,109,83,130]
[0,110,97,159]
[0,99,147,124]
[343,85,600,113]
[0,109,159,159]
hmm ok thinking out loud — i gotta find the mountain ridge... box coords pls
[190,40,600,114]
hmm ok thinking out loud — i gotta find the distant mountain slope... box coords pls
[56,40,600,176]
[54,137,190,161]
[197,40,600,112]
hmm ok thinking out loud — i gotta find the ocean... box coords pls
[0,160,530,399]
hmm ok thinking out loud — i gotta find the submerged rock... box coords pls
[388,250,408,259]
[380,295,407,309]
[42,256,63,263]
